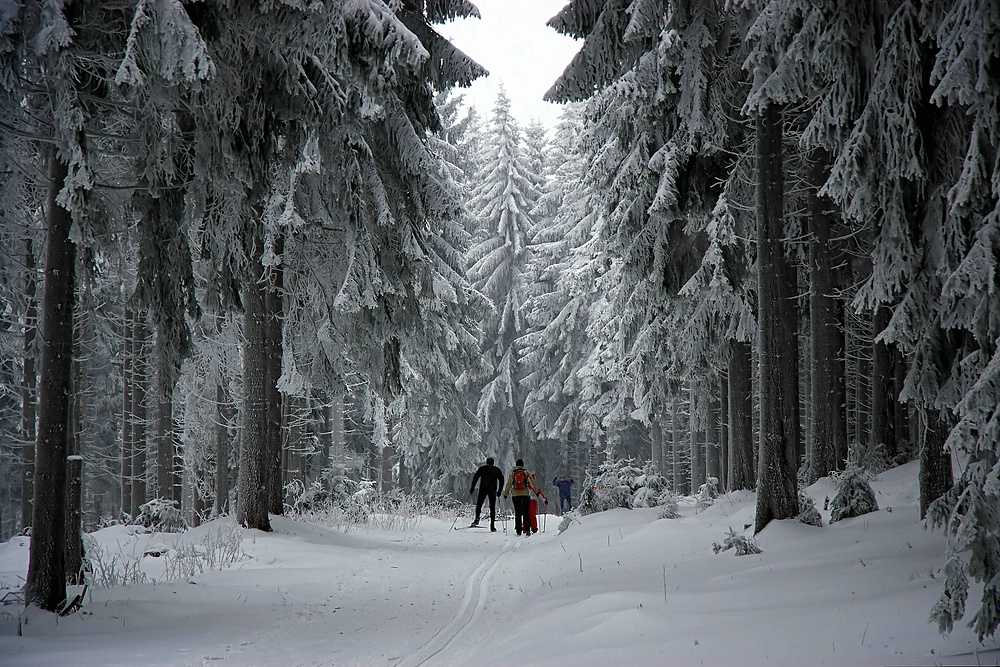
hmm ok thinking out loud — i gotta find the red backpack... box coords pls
[512,469,529,491]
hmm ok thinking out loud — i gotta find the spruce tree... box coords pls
[466,88,539,464]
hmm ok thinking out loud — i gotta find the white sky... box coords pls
[3,461,999,665]
[439,0,581,128]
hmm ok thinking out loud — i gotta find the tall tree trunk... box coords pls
[671,400,684,494]
[156,387,173,500]
[120,306,134,517]
[728,340,755,491]
[190,459,204,527]
[398,452,409,494]
[870,305,896,460]
[237,235,272,531]
[919,410,954,519]
[65,320,83,584]
[214,380,230,515]
[27,149,75,611]
[689,392,703,493]
[172,414,182,505]
[650,421,663,474]
[719,372,729,492]
[380,445,392,493]
[893,346,909,455]
[65,456,83,584]
[21,238,38,530]
[266,233,284,515]
[833,301,848,469]
[706,389,721,486]
[807,149,842,482]
[131,311,148,516]
[754,105,800,534]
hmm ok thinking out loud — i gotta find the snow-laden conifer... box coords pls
[465,87,540,463]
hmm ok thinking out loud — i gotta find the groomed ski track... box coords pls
[395,533,526,666]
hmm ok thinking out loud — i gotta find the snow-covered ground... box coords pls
[1,462,998,666]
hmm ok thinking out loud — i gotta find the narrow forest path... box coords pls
[394,535,517,667]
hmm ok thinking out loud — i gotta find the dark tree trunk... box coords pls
[156,388,173,500]
[131,311,148,516]
[833,301,848,469]
[21,238,38,530]
[728,340,755,491]
[650,421,663,474]
[266,233,284,516]
[870,305,896,459]
[706,390,721,486]
[398,452,409,494]
[671,400,684,493]
[27,150,75,612]
[719,373,729,492]
[807,149,842,482]
[919,410,954,519]
[65,456,83,584]
[754,105,800,534]
[237,236,272,531]
[893,346,909,454]
[380,445,392,493]
[689,395,703,493]
[214,379,230,515]
[120,306,134,516]
[284,394,298,502]
[172,416,182,505]
[191,459,204,527]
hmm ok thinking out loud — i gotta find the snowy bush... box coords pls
[712,527,762,556]
[84,534,147,588]
[657,494,681,519]
[131,498,187,533]
[829,466,879,523]
[797,492,823,527]
[287,467,372,527]
[632,462,670,508]
[577,457,642,516]
[695,477,719,512]
[162,525,247,579]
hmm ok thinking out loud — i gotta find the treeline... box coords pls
[515,0,996,641]
[0,0,488,612]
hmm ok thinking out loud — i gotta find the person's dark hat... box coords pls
[486,457,494,465]
[516,458,524,466]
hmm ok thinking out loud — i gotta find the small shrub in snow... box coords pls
[797,492,823,527]
[712,527,762,556]
[132,498,187,533]
[631,462,670,508]
[287,468,373,527]
[577,456,642,515]
[84,534,147,588]
[695,477,719,513]
[829,466,879,523]
[657,494,681,519]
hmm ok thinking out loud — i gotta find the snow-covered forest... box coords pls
[0,0,998,655]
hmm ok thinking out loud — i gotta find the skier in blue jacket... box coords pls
[553,475,575,513]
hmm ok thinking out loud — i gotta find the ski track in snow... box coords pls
[395,535,518,666]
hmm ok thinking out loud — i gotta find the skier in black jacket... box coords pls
[469,457,504,531]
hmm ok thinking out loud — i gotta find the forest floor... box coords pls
[1,461,998,666]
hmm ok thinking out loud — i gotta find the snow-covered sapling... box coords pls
[829,467,879,523]
[712,527,762,556]
[797,492,823,527]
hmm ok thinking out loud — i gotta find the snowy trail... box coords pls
[395,535,514,667]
